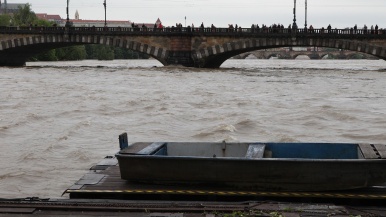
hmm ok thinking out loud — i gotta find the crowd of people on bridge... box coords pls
[316,24,384,34]
[104,22,386,35]
[250,23,290,33]
[10,21,385,35]
[355,24,381,34]
[246,23,385,35]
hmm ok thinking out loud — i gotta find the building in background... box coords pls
[4,4,162,28]
[36,10,134,27]
[0,0,26,14]
[68,9,132,27]
[36,14,63,25]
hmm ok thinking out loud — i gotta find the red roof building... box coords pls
[36,13,63,24]
[35,10,162,28]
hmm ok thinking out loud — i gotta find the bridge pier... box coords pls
[0,53,27,66]
[166,51,194,67]
[0,60,26,67]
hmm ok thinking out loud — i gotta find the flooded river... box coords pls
[1,59,386,198]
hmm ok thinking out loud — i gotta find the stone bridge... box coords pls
[1,26,386,68]
[236,50,377,60]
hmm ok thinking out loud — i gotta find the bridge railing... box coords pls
[1,26,385,36]
[296,28,383,35]
[0,26,67,33]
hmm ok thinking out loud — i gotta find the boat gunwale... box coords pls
[115,153,386,162]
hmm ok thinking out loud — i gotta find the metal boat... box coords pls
[116,133,386,191]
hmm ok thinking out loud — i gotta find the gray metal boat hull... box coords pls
[116,139,386,191]
[117,155,386,191]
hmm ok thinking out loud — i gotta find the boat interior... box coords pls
[130,142,364,159]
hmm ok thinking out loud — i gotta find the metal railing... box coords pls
[0,26,385,36]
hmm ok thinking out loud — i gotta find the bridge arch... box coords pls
[192,37,386,68]
[320,53,333,59]
[0,34,169,66]
[266,53,279,59]
[347,53,365,59]
[291,52,310,59]
[243,53,258,59]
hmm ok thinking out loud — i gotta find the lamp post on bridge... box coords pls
[292,0,297,30]
[103,0,107,27]
[304,0,308,29]
[65,0,71,27]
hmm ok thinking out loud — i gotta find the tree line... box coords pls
[0,4,149,61]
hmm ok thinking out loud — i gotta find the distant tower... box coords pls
[4,0,7,14]
[155,18,161,25]
[0,0,6,14]
[75,10,79,20]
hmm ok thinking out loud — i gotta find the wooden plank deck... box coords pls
[3,155,384,216]
[359,143,386,159]
[119,142,154,154]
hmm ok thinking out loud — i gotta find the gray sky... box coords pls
[6,0,386,28]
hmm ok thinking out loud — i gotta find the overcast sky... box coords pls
[5,0,386,28]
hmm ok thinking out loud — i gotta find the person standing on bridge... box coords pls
[327,24,331,33]
[363,25,368,34]
[211,24,216,32]
[309,25,314,33]
[375,25,379,34]
[228,24,234,32]
[354,24,357,34]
